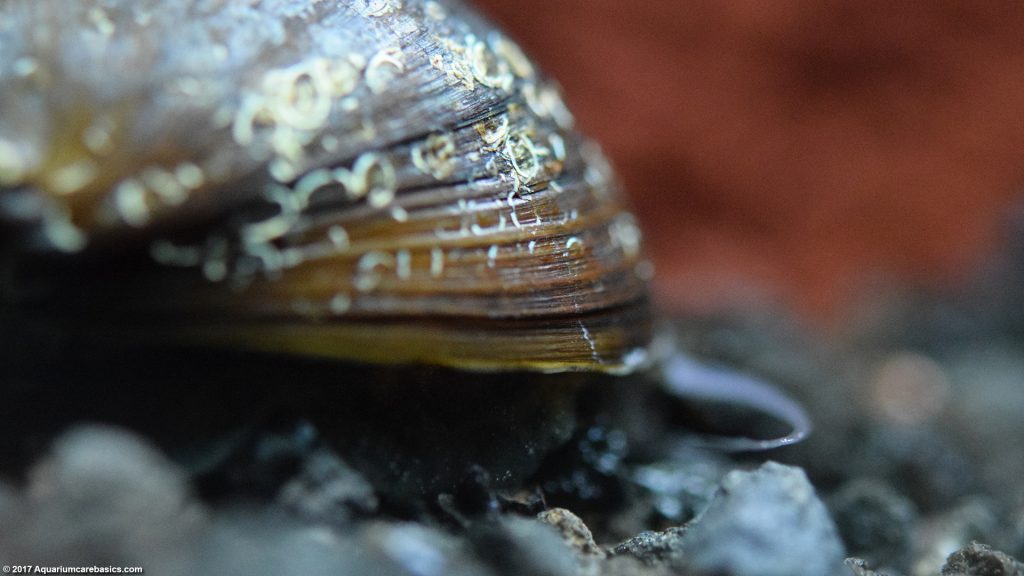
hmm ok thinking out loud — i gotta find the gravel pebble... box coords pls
[678,461,846,576]
[830,478,917,573]
[941,541,1024,576]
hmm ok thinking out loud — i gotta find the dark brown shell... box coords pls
[0,0,652,373]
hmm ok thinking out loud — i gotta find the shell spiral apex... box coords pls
[0,0,653,373]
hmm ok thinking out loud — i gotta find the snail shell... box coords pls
[0,0,653,373]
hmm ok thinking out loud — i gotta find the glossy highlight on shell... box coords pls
[0,0,653,373]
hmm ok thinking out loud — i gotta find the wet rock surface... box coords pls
[674,462,845,576]
[609,463,845,576]
[941,542,1024,576]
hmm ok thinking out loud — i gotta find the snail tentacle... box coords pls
[661,353,812,451]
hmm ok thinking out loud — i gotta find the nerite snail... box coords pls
[0,0,808,470]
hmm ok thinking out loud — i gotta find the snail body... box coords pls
[0,0,652,374]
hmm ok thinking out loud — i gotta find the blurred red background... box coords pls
[476,0,1024,320]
